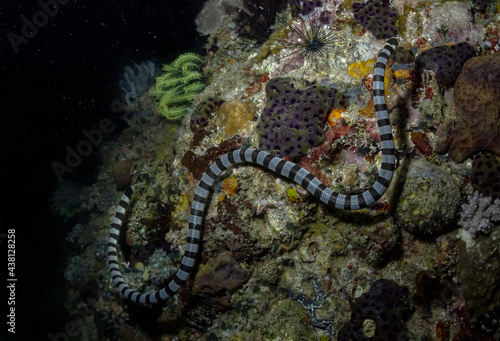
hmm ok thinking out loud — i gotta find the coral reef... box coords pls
[280,15,339,67]
[119,60,156,107]
[395,158,461,235]
[150,53,205,120]
[410,131,433,156]
[458,191,500,237]
[112,159,133,190]
[61,0,500,339]
[289,0,324,17]
[289,278,334,335]
[257,77,347,158]
[420,1,485,45]
[436,53,500,163]
[190,96,225,133]
[204,197,270,262]
[146,248,176,287]
[50,180,84,221]
[338,279,411,340]
[216,100,255,138]
[469,0,490,15]
[415,42,475,88]
[195,0,228,37]
[181,136,246,180]
[192,252,249,296]
[225,0,286,43]
[458,226,500,324]
[471,151,500,199]
[352,0,399,39]
[392,46,415,64]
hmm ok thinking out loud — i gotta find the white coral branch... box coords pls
[458,191,500,237]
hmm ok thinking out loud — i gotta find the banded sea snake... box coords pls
[108,38,398,304]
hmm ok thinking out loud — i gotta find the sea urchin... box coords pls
[277,11,339,73]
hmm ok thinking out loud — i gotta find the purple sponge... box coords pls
[257,78,346,158]
[415,42,475,88]
[352,0,399,39]
[338,279,411,340]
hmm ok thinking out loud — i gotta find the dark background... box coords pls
[0,0,206,338]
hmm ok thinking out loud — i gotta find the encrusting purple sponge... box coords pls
[352,0,399,39]
[415,42,475,88]
[257,77,347,158]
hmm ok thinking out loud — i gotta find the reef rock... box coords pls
[395,158,461,235]
[458,227,500,322]
[436,53,500,163]
[192,252,249,296]
[338,279,411,340]
[112,159,133,190]
[190,96,224,133]
[471,151,500,199]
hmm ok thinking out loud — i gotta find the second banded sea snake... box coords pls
[108,38,398,304]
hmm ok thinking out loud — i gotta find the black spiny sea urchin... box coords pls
[277,11,339,72]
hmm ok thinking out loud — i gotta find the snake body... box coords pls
[108,38,398,304]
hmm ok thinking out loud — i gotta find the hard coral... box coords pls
[420,2,485,45]
[415,43,475,88]
[338,279,411,340]
[150,53,206,120]
[257,77,347,158]
[217,100,255,138]
[458,191,500,237]
[436,54,500,163]
[352,0,399,39]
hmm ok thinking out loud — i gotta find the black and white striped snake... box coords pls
[108,38,398,304]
